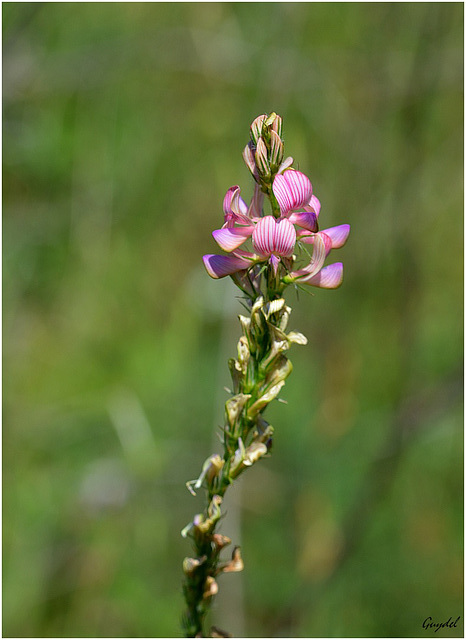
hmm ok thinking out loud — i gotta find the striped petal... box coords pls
[203,254,252,279]
[252,216,296,258]
[273,218,297,257]
[212,226,254,252]
[291,233,327,279]
[299,262,344,288]
[272,170,312,215]
[298,230,332,256]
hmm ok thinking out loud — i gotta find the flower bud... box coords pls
[243,142,258,179]
[254,137,270,177]
[270,129,284,168]
[270,113,283,138]
[250,114,267,145]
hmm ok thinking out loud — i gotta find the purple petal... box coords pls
[203,254,252,279]
[288,211,318,232]
[269,254,280,275]
[320,224,350,249]
[300,262,344,288]
[272,170,312,215]
[212,226,254,252]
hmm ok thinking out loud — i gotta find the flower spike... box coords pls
[186,112,349,638]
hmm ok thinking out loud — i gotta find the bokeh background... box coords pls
[3,2,463,638]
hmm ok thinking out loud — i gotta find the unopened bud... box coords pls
[270,113,283,138]
[250,114,267,145]
[255,137,270,177]
[270,129,284,168]
[243,142,258,179]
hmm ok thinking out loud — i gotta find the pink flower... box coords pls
[273,169,312,215]
[203,168,350,288]
[204,216,297,279]
[252,216,297,274]
[273,169,320,233]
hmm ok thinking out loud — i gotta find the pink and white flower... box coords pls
[272,169,322,233]
[203,168,350,289]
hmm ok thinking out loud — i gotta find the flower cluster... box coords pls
[182,113,350,638]
[203,113,350,294]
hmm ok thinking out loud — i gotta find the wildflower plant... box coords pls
[181,113,350,638]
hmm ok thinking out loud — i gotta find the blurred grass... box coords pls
[3,2,463,637]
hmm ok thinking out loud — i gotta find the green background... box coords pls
[3,2,463,637]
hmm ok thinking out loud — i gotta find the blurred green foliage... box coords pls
[3,2,463,637]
